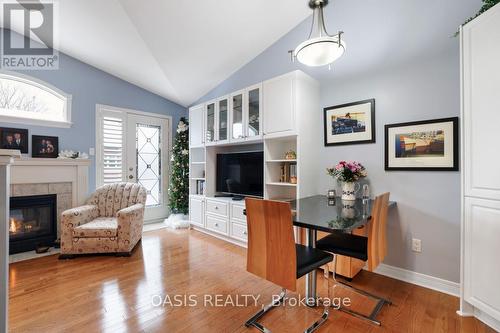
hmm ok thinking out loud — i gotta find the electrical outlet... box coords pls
[89,148,95,156]
[412,238,422,253]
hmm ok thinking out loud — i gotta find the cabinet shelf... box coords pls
[266,159,297,163]
[266,182,297,187]
[191,161,206,165]
[190,177,206,180]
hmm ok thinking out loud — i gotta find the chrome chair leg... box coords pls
[245,288,286,332]
[329,254,390,326]
[304,272,332,333]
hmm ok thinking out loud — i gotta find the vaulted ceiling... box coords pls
[4,0,310,107]
[3,0,482,107]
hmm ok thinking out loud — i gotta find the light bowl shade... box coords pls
[294,36,345,67]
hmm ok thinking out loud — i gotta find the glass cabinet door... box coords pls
[231,93,244,140]
[218,98,228,142]
[206,102,215,143]
[247,87,261,138]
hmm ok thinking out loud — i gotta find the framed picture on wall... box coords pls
[0,127,28,153]
[323,99,375,146]
[32,135,59,158]
[384,117,458,171]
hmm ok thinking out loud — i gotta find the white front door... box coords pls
[126,114,170,222]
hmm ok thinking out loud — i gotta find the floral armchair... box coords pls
[60,183,147,258]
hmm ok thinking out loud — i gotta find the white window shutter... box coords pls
[96,108,126,186]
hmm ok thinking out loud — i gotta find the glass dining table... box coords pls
[289,195,396,306]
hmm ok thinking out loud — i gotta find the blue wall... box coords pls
[0,30,187,191]
[194,0,482,282]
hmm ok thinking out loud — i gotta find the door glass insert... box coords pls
[206,103,215,142]
[136,123,161,207]
[248,88,260,137]
[232,94,243,139]
[218,99,228,141]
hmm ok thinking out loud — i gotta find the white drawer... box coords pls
[206,199,229,217]
[206,215,228,235]
[231,204,247,222]
[231,223,248,241]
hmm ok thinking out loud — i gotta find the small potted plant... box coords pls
[327,161,367,200]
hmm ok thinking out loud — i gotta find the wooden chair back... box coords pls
[366,192,390,271]
[245,198,297,291]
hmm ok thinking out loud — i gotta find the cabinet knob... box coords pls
[215,223,219,227]
[215,206,218,210]
[243,231,247,235]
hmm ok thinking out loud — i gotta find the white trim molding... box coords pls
[0,71,72,128]
[373,264,460,297]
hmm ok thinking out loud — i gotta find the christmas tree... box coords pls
[168,117,189,214]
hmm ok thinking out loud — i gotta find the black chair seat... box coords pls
[296,244,334,278]
[316,232,368,261]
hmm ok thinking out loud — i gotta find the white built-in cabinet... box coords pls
[188,70,319,246]
[230,83,263,143]
[205,97,229,145]
[189,104,205,147]
[263,72,296,137]
[460,4,500,329]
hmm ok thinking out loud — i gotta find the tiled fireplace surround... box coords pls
[10,182,72,238]
[9,158,91,253]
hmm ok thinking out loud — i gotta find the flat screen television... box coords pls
[216,151,264,198]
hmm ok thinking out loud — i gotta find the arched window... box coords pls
[0,72,72,128]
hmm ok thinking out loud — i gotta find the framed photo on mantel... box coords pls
[323,99,376,146]
[384,117,459,171]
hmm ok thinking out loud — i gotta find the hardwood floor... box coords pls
[9,228,495,333]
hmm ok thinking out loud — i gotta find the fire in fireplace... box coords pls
[9,194,57,254]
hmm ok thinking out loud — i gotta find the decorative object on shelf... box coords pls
[0,127,28,153]
[58,150,88,159]
[289,0,345,69]
[32,135,58,158]
[289,164,297,184]
[327,160,367,200]
[167,117,190,226]
[324,99,375,146]
[455,0,499,36]
[196,180,205,195]
[384,117,459,171]
[284,150,296,160]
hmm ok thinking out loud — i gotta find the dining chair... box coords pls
[244,198,334,333]
[315,192,391,326]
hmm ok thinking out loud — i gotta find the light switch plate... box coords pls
[412,238,422,253]
[89,147,95,156]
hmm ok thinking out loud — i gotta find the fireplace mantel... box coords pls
[10,158,91,206]
[12,157,91,167]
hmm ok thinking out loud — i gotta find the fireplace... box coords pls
[9,194,57,254]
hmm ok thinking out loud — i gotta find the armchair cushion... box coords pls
[73,217,117,238]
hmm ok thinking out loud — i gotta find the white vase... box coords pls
[341,182,360,201]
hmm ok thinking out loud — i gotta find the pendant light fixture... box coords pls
[291,0,345,68]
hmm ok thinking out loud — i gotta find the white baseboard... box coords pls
[474,308,500,332]
[372,263,460,297]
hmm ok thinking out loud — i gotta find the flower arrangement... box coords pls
[327,161,367,183]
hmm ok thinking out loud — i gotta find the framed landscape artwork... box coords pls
[324,99,375,146]
[32,135,59,158]
[385,117,459,171]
